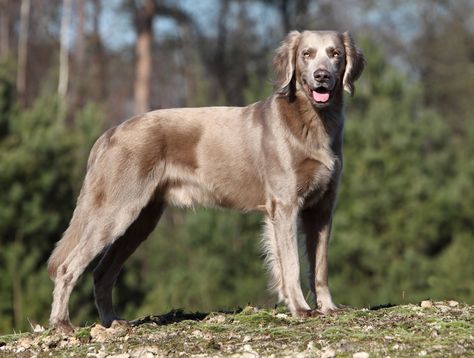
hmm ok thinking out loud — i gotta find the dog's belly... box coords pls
[165,182,213,208]
[164,178,265,211]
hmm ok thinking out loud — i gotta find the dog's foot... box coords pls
[317,294,338,315]
[51,320,75,335]
[317,304,350,316]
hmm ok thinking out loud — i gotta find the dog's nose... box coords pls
[314,69,331,82]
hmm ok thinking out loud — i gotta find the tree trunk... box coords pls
[90,0,107,101]
[0,0,10,60]
[178,25,197,106]
[76,0,85,72]
[134,29,152,113]
[16,0,30,107]
[212,0,230,103]
[58,0,72,100]
[71,0,86,112]
[279,0,290,33]
[133,0,155,114]
[295,0,309,29]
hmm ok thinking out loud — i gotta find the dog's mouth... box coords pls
[311,87,331,104]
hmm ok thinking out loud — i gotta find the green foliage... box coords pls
[330,38,474,307]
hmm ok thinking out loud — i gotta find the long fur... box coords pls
[48,30,365,332]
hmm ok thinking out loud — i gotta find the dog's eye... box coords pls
[302,50,310,58]
[333,50,341,58]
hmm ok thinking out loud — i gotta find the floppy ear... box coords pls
[342,31,365,96]
[273,31,301,95]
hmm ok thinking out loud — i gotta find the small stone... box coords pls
[203,333,213,341]
[208,314,226,324]
[243,335,252,343]
[110,320,129,329]
[420,300,433,308]
[43,335,61,349]
[18,337,32,349]
[321,347,336,358]
[448,300,459,307]
[97,347,107,358]
[418,350,427,356]
[130,346,159,357]
[437,305,449,313]
[276,313,289,319]
[106,354,130,358]
[90,325,110,343]
[353,352,369,358]
[191,330,203,338]
[33,324,46,333]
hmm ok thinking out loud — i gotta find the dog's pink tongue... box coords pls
[312,90,329,102]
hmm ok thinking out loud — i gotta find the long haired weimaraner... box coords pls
[48,30,365,332]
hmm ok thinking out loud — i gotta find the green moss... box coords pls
[74,327,91,342]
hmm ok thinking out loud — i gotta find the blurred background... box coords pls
[0,0,473,333]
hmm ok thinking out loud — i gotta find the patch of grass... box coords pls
[74,327,91,342]
[0,333,22,345]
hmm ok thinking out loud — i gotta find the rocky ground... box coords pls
[0,300,473,357]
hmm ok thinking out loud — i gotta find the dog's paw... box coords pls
[318,304,350,315]
[51,320,75,335]
[317,297,339,315]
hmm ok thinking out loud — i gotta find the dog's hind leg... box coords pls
[93,197,165,327]
[49,184,158,333]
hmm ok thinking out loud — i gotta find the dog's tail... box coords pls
[48,134,106,280]
[47,211,84,280]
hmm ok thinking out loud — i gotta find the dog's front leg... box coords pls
[265,202,311,317]
[301,196,338,314]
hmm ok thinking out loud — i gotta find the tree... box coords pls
[58,0,72,102]
[16,0,30,107]
[413,0,474,134]
[129,0,155,113]
[329,37,474,307]
[0,0,11,60]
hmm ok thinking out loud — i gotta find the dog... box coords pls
[47,30,365,332]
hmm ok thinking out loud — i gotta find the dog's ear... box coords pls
[273,31,301,96]
[342,32,365,96]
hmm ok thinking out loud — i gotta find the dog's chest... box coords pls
[294,149,336,199]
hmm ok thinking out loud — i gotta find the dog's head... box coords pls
[273,30,365,108]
